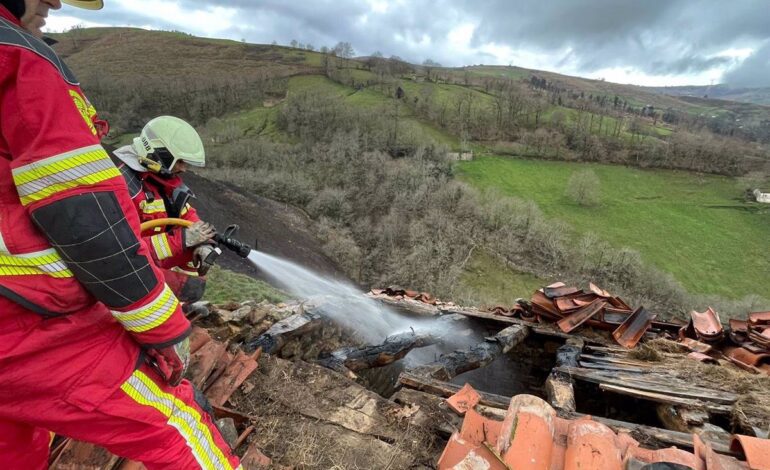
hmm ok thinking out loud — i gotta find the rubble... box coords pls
[49,290,770,469]
[436,386,770,470]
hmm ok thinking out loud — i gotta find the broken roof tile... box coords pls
[564,418,623,470]
[613,307,656,349]
[446,383,481,416]
[691,307,724,342]
[206,350,260,407]
[730,435,770,470]
[460,407,502,446]
[557,300,607,333]
[687,351,719,364]
[544,284,582,299]
[588,282,612,298]
[438,432,508,470]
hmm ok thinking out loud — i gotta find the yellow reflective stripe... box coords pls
[150,233,173,260]
[12,145,121,206]
[110,284,178,333]
[0,248,73,278]
[120,369,235,470]
[140,200,167,215]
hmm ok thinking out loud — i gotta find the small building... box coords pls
[753,189,770,203]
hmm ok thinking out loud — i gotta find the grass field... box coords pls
[204,266,287,304]
[457,156,770,299]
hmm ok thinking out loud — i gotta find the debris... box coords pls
[446,383,481,416]
[408,324,529,380]
[314,330,437,378]
[438,392,766,470]
[244,308,322,354]
[613,307,657,349]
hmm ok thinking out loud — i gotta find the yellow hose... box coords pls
[139,217,193,232]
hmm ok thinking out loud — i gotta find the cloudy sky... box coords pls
[47,0,770,88]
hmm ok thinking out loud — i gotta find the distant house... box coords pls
[447,152,474,161]
[753,189,770,203]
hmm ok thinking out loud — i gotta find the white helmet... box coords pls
[62,0,104,10]
[133,116,205,173]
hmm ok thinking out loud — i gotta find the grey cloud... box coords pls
[58,0,770,85]
[723,42,770,88]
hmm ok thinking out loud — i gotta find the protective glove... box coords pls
[184,221,216,249]
[193,244,219,276]
[146,336,190,386]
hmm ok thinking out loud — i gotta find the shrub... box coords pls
[565,169,601,206]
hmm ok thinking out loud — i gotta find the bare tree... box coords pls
[565,170,601,206]
[333,42,355,58]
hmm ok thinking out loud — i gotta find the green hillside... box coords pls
[53,27,770,308]
[457,156,769,299]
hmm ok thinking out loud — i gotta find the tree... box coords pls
[565,170,601,206]
[333,41,355,58]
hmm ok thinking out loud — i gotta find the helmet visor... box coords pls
[62,0,104,10]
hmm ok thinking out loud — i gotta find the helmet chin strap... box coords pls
[1,0,26,19]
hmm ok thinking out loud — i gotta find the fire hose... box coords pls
[139,218,253,267]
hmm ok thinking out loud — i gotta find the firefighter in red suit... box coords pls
[0,0,240,468]
[114,116,218,304]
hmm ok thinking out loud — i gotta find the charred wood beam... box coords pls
[398,371,512,409]
[407,324,529,381]
[315,331,438,378]
[545,338,583,412]
[244,309,322,354]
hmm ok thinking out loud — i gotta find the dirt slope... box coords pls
[183,171,348,283]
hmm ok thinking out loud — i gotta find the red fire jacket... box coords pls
[117,161,200,272]
[0,6,189,347]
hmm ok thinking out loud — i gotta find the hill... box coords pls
[51,27,770,314]
[646,84,770,107]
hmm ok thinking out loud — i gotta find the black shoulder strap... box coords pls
[117,163,144,199]
[0,17,79,85]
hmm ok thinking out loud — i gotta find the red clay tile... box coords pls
[588,282,612,298]
[447,383,481,416]
[687,351,719,364]
[240,440,273,468]
[563,418,622,470]
[680,338,714,354]
[691,307,724,340]
[206,350,260,407]
[730,435,770,470]
[557,300,607,333]
[187,340,227,389]
[189,325,213,354]
[613,307,656,349]
[624,443,701,469]
[498,395,556,469]
[460,407,502,446]
[438,432,507,470]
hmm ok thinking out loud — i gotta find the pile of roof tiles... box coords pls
[494,282,682,349]
[370,287,441,305]
[439,384,770,470]
[680,308,770,375]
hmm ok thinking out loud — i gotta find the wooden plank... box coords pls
[578,361,647,373]
[556,366,737,404]
[599,384,732,414]
[398,371,511,409]
[579,354,653,368]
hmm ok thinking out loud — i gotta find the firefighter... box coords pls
[0,0,240,468]
[114,116,217,303]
